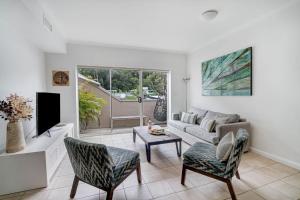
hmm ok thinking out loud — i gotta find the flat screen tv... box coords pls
[36,92,60,136]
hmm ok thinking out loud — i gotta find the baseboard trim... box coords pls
[250,147,300,170]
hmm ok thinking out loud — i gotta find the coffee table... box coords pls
[133,126,182,162]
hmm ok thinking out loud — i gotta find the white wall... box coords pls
[187,2,300,169]
[0,26,46,154]
[0,0,65,153]
[46,44,187,136]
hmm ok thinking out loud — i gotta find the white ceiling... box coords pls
[40,0,294,53]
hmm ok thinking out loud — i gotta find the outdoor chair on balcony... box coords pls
[64,137,141,200]
[181,129,249,200]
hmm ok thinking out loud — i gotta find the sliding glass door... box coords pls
[78,68,111,134]
[111,69,142,130]
[78,66,168,135]
[142,71,168,126]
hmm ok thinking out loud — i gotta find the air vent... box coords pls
[43,14,53,32]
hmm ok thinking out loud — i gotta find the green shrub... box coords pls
[79,89,107,130]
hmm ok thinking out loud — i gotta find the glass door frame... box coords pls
[77,65,170,133]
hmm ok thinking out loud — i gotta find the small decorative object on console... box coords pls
[147,120,153,130]
[0,94,33,153]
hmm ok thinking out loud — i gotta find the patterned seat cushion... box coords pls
[183,142,226,177]
[107,146,139,184]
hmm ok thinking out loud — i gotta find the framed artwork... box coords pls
[202,47,252,96]
[52,71,70,86]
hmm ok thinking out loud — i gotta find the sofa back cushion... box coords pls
[206,111,240,123]
[205,111,240,132]
[199,117,216,132]
[181,112,197,124]
[189,107,208,124]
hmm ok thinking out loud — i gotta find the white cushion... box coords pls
[199,117,216,132]
[180,112,197,124]
[216,132,235,162]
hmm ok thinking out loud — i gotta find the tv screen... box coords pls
[36,92,60,136]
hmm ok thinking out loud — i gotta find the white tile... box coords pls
[282,173,300,189]
[123,173,144,188]
[154,194,181,200]
[76,183,101,198]
[21,189,49,200]
[197,182,230,200]
[241,169,277,188]
[98,190,126,200]
[216,177,251,195]
[5,133,300,200]
[257,163,299,179]
[165,177,193,193]
[125,185,152,200]
[49,174,75,189]
[0,192,24,200]
[255,185,292,200]
[237,191,264,200]
[47,187,71,200]
[185,173,215,187]
[176,188,210,200]
[147,180,174,198]
[267,181,300,199]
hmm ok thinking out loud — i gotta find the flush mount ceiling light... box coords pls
[202,10,218,21]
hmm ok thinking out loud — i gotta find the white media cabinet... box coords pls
[0,123,74,195]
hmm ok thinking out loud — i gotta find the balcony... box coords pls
[78,70,167,135]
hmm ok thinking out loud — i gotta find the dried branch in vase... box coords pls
[0,94,33,123]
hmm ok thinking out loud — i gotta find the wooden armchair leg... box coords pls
[181,165,186,185]
[226,179,237,200]
[136,161,142,183]
[106,188,114,200]
[70,176,79,198]
[235,170,240,180]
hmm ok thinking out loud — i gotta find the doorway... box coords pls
[77,66,169,135]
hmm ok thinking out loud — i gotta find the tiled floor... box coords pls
[1,133,300,200]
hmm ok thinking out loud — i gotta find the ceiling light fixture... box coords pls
[202,10,218,21]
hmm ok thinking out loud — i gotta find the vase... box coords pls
[6,121,26,153]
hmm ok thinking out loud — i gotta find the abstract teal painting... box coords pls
[202,47,252,96]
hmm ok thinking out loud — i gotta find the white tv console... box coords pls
[0,123,74,195]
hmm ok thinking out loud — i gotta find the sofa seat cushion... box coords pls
[183,142,226,177]
[185,125,219,145]
[107,147,139,184]
[168,120,194,131]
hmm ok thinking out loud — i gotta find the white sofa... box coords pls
[168,107,251,151]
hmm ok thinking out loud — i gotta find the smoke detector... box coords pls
[202,10,218,21]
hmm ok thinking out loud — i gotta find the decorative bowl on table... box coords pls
[149,125,166,135]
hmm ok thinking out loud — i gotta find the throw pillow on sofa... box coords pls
[213,117,230,131]
[199,117,216,132]
[216,131,235,162]
[188,107,208,124]
[180,112,197,124]
[196,116,205,125]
